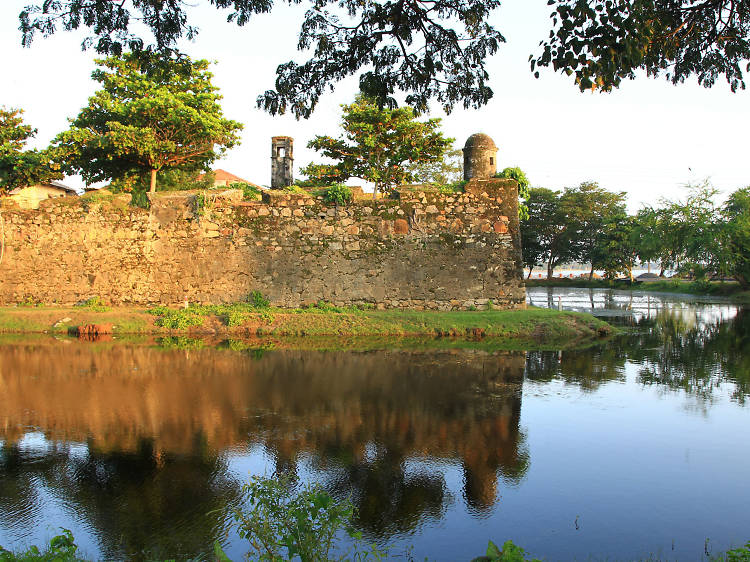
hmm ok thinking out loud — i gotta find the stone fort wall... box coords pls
[0,179,525,309]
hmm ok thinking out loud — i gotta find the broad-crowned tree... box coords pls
[533,0,750,93]
[18,0,504,119]
[17,1,749,119]
[722,187,750,288]
[302,96,453,198]
[0,107,62,193]
[563,182,627,279]
[52,53,242,193]
[406,147,463,187]
[521,187,579,278]
[597,213,639,281]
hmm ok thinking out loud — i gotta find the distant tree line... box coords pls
[522,181,750,289]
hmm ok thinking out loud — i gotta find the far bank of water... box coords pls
[0,289,748,560]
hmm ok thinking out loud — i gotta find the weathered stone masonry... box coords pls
[0,178,525,309]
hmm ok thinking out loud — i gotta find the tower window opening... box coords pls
[489,157,494,165]
[278,147,286,157]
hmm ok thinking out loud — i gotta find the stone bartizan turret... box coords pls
[462,133,498,181]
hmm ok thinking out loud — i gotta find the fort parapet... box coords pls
[0,178,524,309]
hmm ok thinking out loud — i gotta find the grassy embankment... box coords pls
[0,299,614,348]
[526,277,750,302]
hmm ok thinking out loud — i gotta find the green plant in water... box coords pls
[718,541,750,561]
[472,540,541,562]
[0,528,84,561]
[228,474,385,562]
[74,296,110,312]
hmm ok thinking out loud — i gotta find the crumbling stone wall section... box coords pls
[0,179,524,309]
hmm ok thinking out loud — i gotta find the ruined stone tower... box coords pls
[271,136,294,188]
[463,133,498,181]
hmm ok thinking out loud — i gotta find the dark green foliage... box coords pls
[303,96,453,196]
[247,291,270,308]
[18,0,504,118]
[0,107,62,193]
[149,307,205,330]
[111,168,216,192]
[564,182,627,278]
[234,182,261,201]
[722,187,750,289]
[521,187,578,278]
[73,296,110,312]
[0,528,83,561]
[319,183,353,206]
[495,166,531,219]
[52,52,242,193]
[472,540,541,562]
[230,474,385,561]
[721,541,750,561]
[437,181,467,194]
[407,147,463,186]
[533,0,750,93]
[129,189,151,209]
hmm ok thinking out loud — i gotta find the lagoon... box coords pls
[0,289,748,560]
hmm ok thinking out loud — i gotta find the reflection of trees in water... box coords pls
[247,351,529,529]
[525,346,627,391]
[0,436,239,561]
[0,344,530,552]
[635,307,750,403]
[524,303,749,404]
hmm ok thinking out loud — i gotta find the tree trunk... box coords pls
[588,263,595,280]
[659,264,665,277]
[527,266,534,279]
[150,169,157,193]
[547,260,554,279]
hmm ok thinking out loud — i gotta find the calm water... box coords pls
[1,289,748,561]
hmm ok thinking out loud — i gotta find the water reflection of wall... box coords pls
[0,341,529,553]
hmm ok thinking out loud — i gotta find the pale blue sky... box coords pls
[2,0,748,210]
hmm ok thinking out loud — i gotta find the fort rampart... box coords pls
[0,178,524,309]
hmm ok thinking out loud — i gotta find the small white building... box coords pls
[8,180,78,209]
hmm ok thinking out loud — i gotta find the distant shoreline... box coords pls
[526,278,750,302]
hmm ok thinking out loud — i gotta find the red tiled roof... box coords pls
[204,169,262,188]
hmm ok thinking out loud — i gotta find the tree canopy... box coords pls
[723,187,750,288]
[533,0,750,92]
[0,107,62,194]
[18,0,504,119]
[52,53,242,193]
[302,96,453,197]
[17,0,747,119]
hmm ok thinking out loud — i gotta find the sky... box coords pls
[2,0,749,211]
